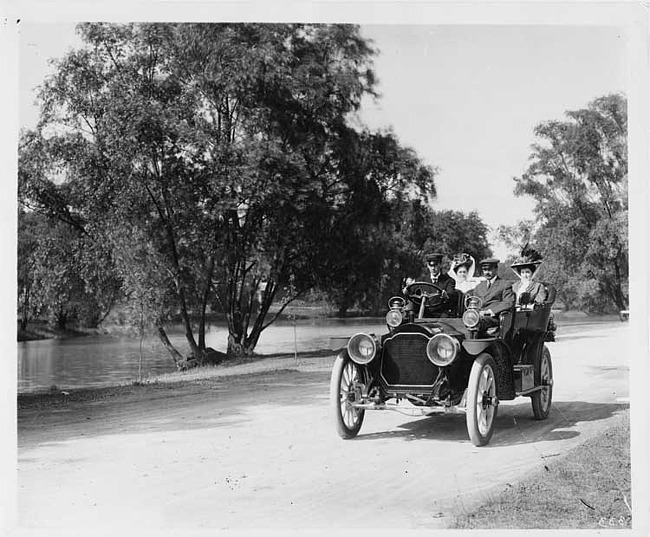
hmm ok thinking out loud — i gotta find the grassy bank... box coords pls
[451,410,631,529]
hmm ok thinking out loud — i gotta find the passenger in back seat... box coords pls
[510,246,547,308]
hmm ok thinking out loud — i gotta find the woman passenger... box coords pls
[511,250,547,307]
[448,253,480,293]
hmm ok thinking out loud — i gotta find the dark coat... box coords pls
[512,280,547,305]
[417,271,457,297]
[413,271,459,315]
[468,276,515,315]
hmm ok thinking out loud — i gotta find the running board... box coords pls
[350,402,466,416]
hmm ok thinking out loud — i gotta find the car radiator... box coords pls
[380,333,438,388]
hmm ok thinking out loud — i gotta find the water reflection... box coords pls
[17,318,387,393]
[18,334,178,393]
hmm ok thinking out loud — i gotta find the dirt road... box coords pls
[16,321,630,530]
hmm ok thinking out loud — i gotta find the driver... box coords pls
[404,252,458,314]
[467,258,515,332]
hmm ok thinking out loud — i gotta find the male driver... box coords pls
[420,253,456,295]
[404,253,457,315]
[467,257,515,331]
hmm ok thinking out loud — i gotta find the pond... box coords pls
[17,317,387,393]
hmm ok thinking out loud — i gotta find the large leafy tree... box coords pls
[323,198,493,315]
[320,128,437,316]
[381,205,492,312]
[20,23,434,362]
[512,93,628,312]
[16,213,119,330]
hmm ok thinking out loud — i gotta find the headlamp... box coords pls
[347,333,378,365]
[463,309,481,329]
[426,334,460,367]
[385,310,403,328]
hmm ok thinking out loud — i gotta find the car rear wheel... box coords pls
[330,355,365,439]
[531,345,553,420]
[466,353,498,446]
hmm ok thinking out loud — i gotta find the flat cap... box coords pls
[425,253,443,262]
[479,257,500,266]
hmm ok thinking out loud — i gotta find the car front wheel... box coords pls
[330,355,365,439]
[531,345,553,420]
[466,353,499,446]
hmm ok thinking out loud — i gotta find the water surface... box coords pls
[17,318,386,393]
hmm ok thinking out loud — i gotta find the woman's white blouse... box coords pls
[456,279,479,292]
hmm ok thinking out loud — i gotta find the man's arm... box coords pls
[443,277,456,296]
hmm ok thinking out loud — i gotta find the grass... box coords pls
[451,410,631,529]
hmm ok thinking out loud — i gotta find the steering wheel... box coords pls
[404,281,448,310]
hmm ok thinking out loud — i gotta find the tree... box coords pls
[17,209,43,330]
[17,214,120,330]
[322,195,493,315]
[22,23,429,363]
[421,209,492,263]
[319,129,437,316]
[18,129,121,331]
[513,93,628,312]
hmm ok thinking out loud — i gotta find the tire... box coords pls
[466,353,499,446]
[329,355,365,439]
[531,345,553,420]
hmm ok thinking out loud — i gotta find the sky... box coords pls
[357,25,626,247]
[18,22,627,257]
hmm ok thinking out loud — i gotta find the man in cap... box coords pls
[467,257,515,331]
[420,253,456,295]
[403,252,458,315]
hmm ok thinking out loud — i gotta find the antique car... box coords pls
[329,281,555,446]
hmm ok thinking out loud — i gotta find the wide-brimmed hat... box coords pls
[424,252,443,263]
[510,260,543,273]
[510,244,543,276]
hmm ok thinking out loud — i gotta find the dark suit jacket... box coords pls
[414,271,459,314]
[417,271,457,297]
[468,276,515,315]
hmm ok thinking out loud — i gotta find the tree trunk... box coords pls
[227,309,251,357]
[244,327,262,354]
[198,256,215,350]
[612,259,627,310]
[227,334,252,357]
[20,284,31,331]
[336,291,351,318]
[54,307,67,330]
[156,324,185,369]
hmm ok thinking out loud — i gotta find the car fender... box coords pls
[333,347,377,386]
[335,348,350,362]
[463,340,516,400]
[462,338,503,356]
